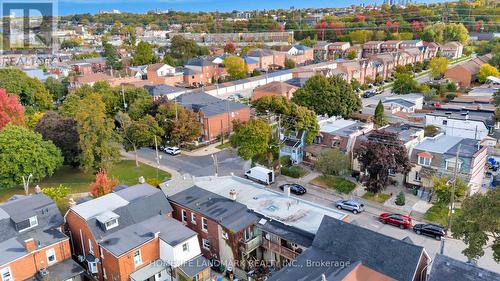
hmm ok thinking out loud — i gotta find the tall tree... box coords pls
[478,64,499,83]
[132,41,155,66]
[0,69,52,110]
[284,58,296,69]
[44,77,68,103]
[224,55,248,79]
[452,188,500,262]
[89,169,119,198]
[230,119,272,160]
[103,42,122,70]
[355,130,411,193]
[0,124,63,188]
[374,100,387,126]
[35,111,80,167]
[315,148,350,176]
[152,99,202,145]
[224,42,236,54]
[392,73,419,95]
[429,57,449,79]
[0,89,24,130]
[432,176,467,204]
[75,93,119,172]
[292,74,361,118]
[117,112,164,167]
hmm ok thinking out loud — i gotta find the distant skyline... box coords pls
[58,0,446,15]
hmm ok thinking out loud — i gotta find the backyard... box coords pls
[0,160,171,202]
[310,175,356,194]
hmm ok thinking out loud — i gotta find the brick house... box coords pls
[0,193,86,281]
[175,92,250,141]
[146,63,184,86]
[380,40,402,53]
[65,184,211,281]
[251,81,298,101]
[400,40,424,49]
[168,186,260,276]
[328,42,351,58]
[247,49,284,71]
[440,42,464,60]
[242,56,259,73]
[285,45,314,65]
[444,54,493,87]
[185,57,221,84]
[362,41,383,58]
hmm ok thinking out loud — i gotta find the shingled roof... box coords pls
[428,254,500,281]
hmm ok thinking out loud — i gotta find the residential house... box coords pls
[128,65,148,79]
[380,40,402,53]
[444,54,493,87]
[373,53,396,80]
[71,62,93,75]
[403,48,425,64]
[185,57,221,85]
[425,42,441,59]
[337,61,363,83]
[285,45,314,65]
[146,63,184,86]
[69,72,115,89]
[178,67,205,87]
[168,186,260,277]
[242,56,259,73]
[313,42,332,60]
[440,42,464,60]
[251,81,298,101]
[400,40,424,49]
[280,131,306,164]
[0,193,86,281]
[384,93,424,113]
[428,254,500,281]
[175,92,251,141]
[362,41,384,57]
[406,134,488,194]
[144,84,189,100]
[65,184,211,281]
[425,109,498,140]
[268,216,430,281]
[305,116,373,162]
[247,49,285,71]
[328,42,351,58]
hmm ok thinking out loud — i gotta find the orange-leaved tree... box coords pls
[89,169,119,198]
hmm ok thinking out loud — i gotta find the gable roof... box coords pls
[168,186,259,232]
[428,254,500,281]
[176,92,248,117]
[186,57,216,67]
[255,81,298,95]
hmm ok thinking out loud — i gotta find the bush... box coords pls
[281,166,306,178]
[280,156,292,167]
[445,93,457,101]
[395,191,406,206]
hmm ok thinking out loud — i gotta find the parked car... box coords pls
[335,199,364,214]
[164,146,181,155]
[363,91,376,98]
[379,213,412,229]
[279,184,307,195]
[413,223,446,240]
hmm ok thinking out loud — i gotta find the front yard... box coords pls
[362,192,392,204]
[0,160,171,202]
[424,203,461,226]
[310,175,356,194]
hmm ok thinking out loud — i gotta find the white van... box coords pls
[245,167,275,185]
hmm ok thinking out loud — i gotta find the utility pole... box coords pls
[212,154,219,176]
[154,135,161,180]
[440,143,461,255]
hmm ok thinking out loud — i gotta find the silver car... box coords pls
[335,199,364,214]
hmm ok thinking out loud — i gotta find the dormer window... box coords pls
[417,152,433,167]
[104,218,119,230]
[17,215,38,232]
[96,211,120,231]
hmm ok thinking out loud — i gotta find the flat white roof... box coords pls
[71,193,129,220]
[194,176,348,234]
[318,117,357,134]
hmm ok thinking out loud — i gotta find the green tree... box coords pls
[424,125,439,137]
[103,42,122,70]
[0,68,52,110]
[75,92,119,172]
[429,57,449,79]
[59,93,81,117]
[0,124,63,188]
[230,119,272,160]
[167,35,209,63]
[152,99,202,145]
[44,77,68,103]
[348,30,373,44]
[132,41,155,66]
[346,49,358,60]
[128,96,153,120]
[284,58,296,69]
[315,148,350,176]
[224,55,248,79]
[477,64,499,83]
[42,184,70,202]
[452,188,500,262]
[292,74,361,118]
[432,176,468,204]
[117,112,164,167]
[299,37,316,47]
[374,100,387,126]
[392,73,418,95]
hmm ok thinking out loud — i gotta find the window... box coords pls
[182,243,189,252]
[442,120,448,125]
[104,219,118,230]
[19,216,39,232]
[445,158,463,172]
[103,268,107,279]
[88,239,94,254]
[1,267,12,281]
[46,248,56,264]
[100,247,104,259]
[202,217,208,232]
[191,213,196,224]
[181,210,187,223]
[29,216,38,228]
[414,171,422,182]
[202,239,210,250]
[88,261,98,274]
[244,227,253,241]
[134,250,142,266]
[418,156,431,166]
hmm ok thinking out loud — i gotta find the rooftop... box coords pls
[414,134,481,158]
[317,116,367,137]
[193,176,348,234]
[428,254,500,281]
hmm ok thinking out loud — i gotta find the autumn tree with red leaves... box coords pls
[224,42,236,54]
[0,88,25,130]
[89,169,119,198]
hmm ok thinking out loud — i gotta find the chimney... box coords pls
[284,185,291,198]
[321,274,327,281]
[138,176,145,184]
[68,197,76,208]
[24,238,36,253]
[34,185,41,194]
[229,189,237,201]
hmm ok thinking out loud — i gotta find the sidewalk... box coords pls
[181,141,224,157]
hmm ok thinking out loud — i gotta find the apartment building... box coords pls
[440,42,464,60]
[362,41,384,57]
[0,193,86,281]
[380,40,402,53]
[65,184,210,281]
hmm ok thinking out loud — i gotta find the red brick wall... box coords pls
[444,66,472,87]
[202,107,251,141]
[0,239,71,281]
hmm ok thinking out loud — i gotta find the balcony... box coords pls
[261,239,299,260]
[243,235,262,254]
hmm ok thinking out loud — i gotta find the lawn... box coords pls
[0,160,171,202]
[281,166,307,178]
[362,192,391,204]
[215,141,232,150]
[424,204,461,226]
[310,175,356,194]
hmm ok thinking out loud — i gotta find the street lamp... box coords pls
[22,173,33,195]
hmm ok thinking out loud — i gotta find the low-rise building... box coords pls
[380,40,402,53]
[0,193,86,281]
[425,109,497,140]
[440,42,464,60]
[285,45,314,65]
[400,40,424,49]
[428,254,500,281]
[406,134,488,194]
[185,57,222,85]
[146,63,184,86]
[362,41,384,57]
[251,81,298,101]
[444,54,493,87]
[280,131,306,164]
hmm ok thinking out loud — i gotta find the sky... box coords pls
[57,0,442,15]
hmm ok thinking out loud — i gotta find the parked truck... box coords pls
[245,166,275,185]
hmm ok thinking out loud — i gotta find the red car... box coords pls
[379,213,412,229]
